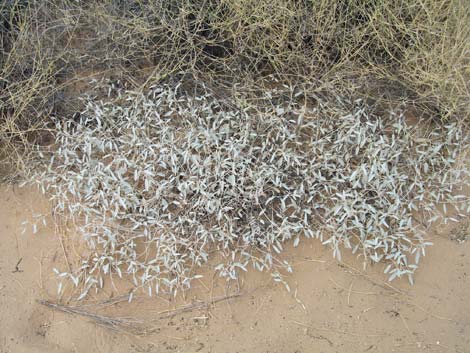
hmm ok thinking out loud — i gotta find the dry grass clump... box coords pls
[29,81,470,298]
[1,0,469,180]
[1,0,66,179]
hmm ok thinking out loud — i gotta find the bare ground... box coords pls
[1,186,469,353]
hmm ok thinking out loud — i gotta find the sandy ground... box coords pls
[1,185,470,353]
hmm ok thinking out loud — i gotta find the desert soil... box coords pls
[1,185,469,353]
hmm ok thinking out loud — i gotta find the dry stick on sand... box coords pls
[333,263,455,323]
[155,292,242,319]
[77,293,137,308]
[402,301,456,322]
[38,300,147,334]
[290,320,386,338]
[38,293,242,333]
[336,262,408,296]
[328,277,394,297]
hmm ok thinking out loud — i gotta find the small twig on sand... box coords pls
[336,262,408,296]
[12,257,23,273]
[156,293,242,319]
[347,281,353,306]
[403,301,455,322]
[57,230,72,273]
[38,300,146,334]
[39,292,242,334]
[79,294,135,308]
[290,320,385,338]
